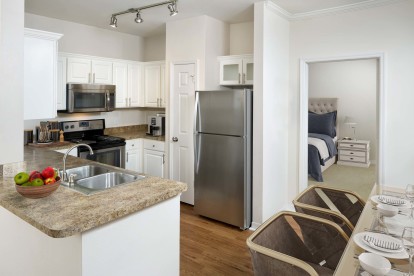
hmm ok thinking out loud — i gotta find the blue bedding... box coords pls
[308,133,337,182]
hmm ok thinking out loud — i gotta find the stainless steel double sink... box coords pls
[60,165,145,195]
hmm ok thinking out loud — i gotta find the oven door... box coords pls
[79,146,125,168]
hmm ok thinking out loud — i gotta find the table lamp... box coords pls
[344,116,358,140]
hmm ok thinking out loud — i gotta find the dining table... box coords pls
[334,184,414,275]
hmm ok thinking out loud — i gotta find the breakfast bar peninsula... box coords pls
[0,147,187,276]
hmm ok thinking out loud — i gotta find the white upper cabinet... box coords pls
[56,56,67,110]
[67,57,112,84]
[113,62,128,108]
[218,54,253,86]
[24,28,63,120]
[144,61,165,108]
[114,62,142,108]
[128,63,143,107]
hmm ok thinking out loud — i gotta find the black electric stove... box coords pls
[60,119,126,168]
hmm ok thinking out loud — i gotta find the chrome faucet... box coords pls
[62,144,94,185]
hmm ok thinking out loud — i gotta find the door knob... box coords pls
[172,137,178,142]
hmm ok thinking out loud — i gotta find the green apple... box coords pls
[31,178,44,186]
[14,172,30,185]
[21,182,32,186]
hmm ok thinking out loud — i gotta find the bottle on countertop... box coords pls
[59,131,64,142]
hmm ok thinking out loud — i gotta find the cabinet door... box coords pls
[113,62,128,108]
[24,35,58,120]
[92,60,113,84]
[128,63,142,107]
[242,57,254,85]
[56,56,67,110]
[126,139,143,172]
[67,57,91,83]
[160,64,166,107]
[143,149,164,178]
[126,148,139,172]
[144,64,161,107]
[219,59,242,85]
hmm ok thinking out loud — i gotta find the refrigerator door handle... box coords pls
[194,133,201,174]
[194,91,201,133]
[194,92,201,174]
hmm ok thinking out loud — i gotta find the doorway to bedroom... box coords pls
[299,54,384,200]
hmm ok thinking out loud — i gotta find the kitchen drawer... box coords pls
[126,139,141,150]
[338,143,367,150]
[143,139,165,152]
[339,155,366,163]
[338,149,366,157]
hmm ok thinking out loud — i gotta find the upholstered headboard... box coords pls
[309,98,339,137]
[308,98,338,114]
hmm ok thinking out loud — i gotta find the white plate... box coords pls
[362,233,403,253]
[353,232,409,259]
[371,195,410,209]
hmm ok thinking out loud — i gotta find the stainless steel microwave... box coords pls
[58,83,116,113]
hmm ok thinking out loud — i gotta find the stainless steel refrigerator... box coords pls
[194,89,252,229]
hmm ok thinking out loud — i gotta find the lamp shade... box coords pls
[344,116,357,126]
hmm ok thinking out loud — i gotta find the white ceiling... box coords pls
[24,0,372,37]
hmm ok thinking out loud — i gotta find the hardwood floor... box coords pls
[180,203,254,275]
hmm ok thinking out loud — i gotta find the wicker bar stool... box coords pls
[247,211,349,276]
[293,185,366,237]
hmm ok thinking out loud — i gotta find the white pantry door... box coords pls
[171,63,196,205]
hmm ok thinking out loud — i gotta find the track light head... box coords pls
[135,11,143,23]
[110,16,117,28]
[168,1,178,16]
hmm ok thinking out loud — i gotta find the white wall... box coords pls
[166,15,229,90]
[308,59,378,161]
[253,1,290,227]
[205,17,230,90]
[0,0,24,164]
[24,109,149,130]
[25,13,145,61]
[288,0,414,196]
[230,22,254,55]
[143,34,166,61]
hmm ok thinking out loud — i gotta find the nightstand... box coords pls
[337,139,370,168]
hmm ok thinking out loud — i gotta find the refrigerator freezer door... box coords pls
[194,133,251,228]
[195,90,250,136]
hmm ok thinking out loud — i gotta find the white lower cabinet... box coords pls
[143,140,165,178]
[125,139,143,173]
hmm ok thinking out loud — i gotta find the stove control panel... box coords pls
[60,119,104,133]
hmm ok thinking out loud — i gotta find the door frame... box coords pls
[168,60,199,179]
[298,52,386,192]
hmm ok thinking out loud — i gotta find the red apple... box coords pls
[29,172,43,182]
[41,166,55,179]
[44,177,56,185]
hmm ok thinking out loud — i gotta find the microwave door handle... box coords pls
[106,91,110,111]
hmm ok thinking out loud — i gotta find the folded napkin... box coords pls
[384,214,414,236]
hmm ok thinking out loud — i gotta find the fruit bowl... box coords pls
[15,177,61,199]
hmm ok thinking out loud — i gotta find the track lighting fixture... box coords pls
[110,0,178,28]
[168,1,178,16]
[135,11,143,23]
[109,16,117,28]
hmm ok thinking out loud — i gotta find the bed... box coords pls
[308,98,338,182]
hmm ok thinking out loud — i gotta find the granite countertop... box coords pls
[0,147,186,238]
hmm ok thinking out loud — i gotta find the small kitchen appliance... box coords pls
[60,119,126,168]
[147,114,165,136]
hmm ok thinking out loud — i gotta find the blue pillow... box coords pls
[308,111,337,137]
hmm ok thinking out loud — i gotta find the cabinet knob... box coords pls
[172,137,178,142]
